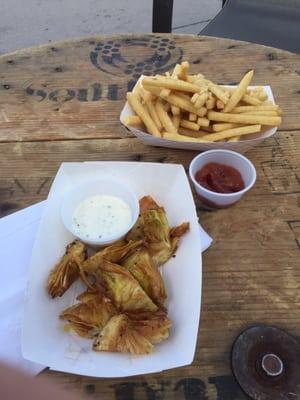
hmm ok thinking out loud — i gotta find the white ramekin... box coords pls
[189,150,256,208]
[60,179,139,247]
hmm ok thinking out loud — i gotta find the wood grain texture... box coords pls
[0,34,300,143]
[0,34,300,400]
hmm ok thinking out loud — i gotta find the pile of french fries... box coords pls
[124,61,282,143]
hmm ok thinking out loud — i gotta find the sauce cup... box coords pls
[189,149,256,208]
[61,179,139,247]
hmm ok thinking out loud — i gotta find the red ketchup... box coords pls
[195,162,245,194]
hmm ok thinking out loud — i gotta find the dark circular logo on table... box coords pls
[90,36,183,77]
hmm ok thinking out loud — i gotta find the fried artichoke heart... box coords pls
[93,314,153,354]
[126,196,162,242]
[128,309,172,344]
[122,247,167,305]
[82,240,143,275]
[143,209,173,265]
[60,290,117,337]
[47,240,87,298]
[139,195,162,214]
[126,196,189,266]
[94,260,158,312]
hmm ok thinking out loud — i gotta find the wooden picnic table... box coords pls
[0,34,299,400]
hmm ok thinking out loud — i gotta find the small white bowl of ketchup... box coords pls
[189,150,256,208]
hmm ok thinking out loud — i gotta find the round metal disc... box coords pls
[231,325,300,400]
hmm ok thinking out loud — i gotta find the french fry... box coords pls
[124,115,145,129]
[242,110,278,116]
[126,93,161,137]
[174,92,191,101]
[186,76,196,83]
[198,107,207,117]
[143,76,201,93]
[194,92,208,109]
[172,114,180,129]
[212,123,241,132]
[146,100,163,131]
[191,93,199,103]
[207,111,282,126]
[216,99,225,109]
[171,105,180,115]
[200,124,261,142]
[163,132,208,142]
[163,93,204,116]
[206,95,216,110]
[124,115,142,125]
[155,100,177,134]
[207,82,229,104]
[162,64,183,97]
[189,113,197,121]
[223,89,231,97]
[178,61,190,80]
[161,64,182,97]
[164,102,171,112]
[200,125,213,133]
[248,87,264,95]
[242,94,262,106]
[187,73,205,83]
[248,90,258,97]
[172,64,182,78]
[227,136,241,142]
[160,88,171,98]
[132,81,142,100]
[250,86,264,92]
[142,84,161,96]
[141,88,156,103]
[223,70,254,112]
[180,120,200,131]
[221,85,264,99]
[197,117,210,127]
[232,105,279,113]
[194,76,208,88]
[178,127,208,138]
[258,91,268,101]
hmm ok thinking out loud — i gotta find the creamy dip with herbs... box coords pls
[72,195,132,240]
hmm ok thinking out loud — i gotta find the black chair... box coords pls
[201,0,300,53]
[152,0,300,53]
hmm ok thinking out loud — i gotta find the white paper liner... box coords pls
[22,162,202,377]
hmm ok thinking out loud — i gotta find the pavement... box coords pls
[0,0,221,54]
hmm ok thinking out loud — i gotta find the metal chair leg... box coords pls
[152,0,174,33]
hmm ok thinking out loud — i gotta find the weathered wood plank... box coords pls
[0,35,299,143]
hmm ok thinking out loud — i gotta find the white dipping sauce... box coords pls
[71,195,132,240]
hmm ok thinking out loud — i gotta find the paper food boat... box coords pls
[22,162,202,377]
[120,79,278,154]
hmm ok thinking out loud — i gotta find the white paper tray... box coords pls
[120,83,277,154]
[22,162,202,377]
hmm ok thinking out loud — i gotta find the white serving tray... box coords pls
[120,82,277,154]
[22,162,202,377]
